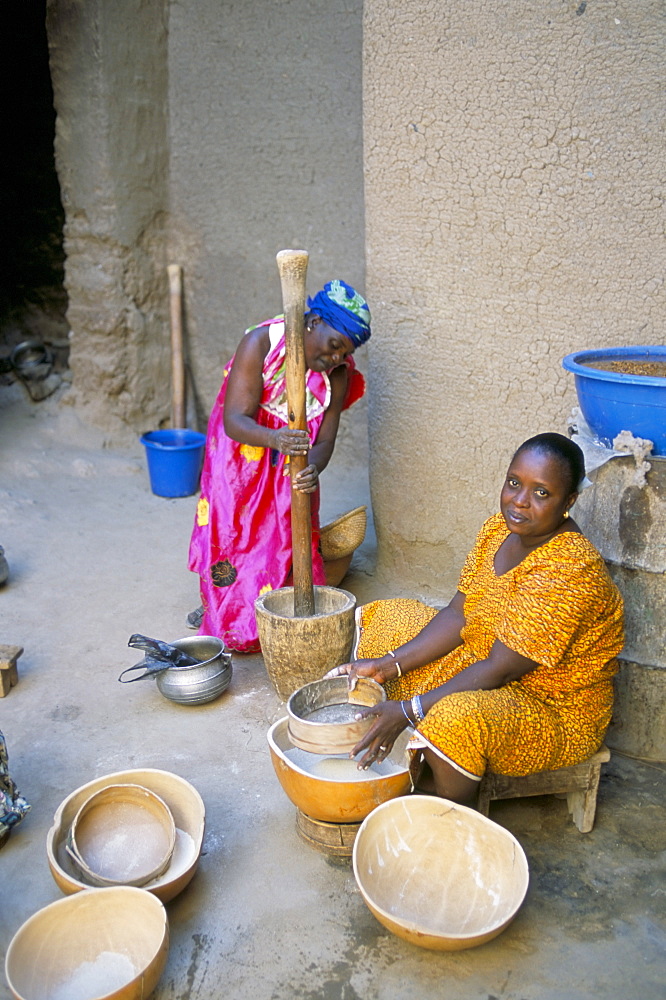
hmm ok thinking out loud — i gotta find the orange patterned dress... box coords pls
[355,514,624,781]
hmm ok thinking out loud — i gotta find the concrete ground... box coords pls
[0,382,665,1000]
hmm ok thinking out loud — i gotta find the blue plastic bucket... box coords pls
[562,346,666,456]
[140,429,207,497]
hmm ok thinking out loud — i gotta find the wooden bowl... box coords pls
[353,795,529,950]
[66,784,176,888]
[5,886,168,1000]
[255,586,356,701]
[287,676,386,754]
[267,717,412,823]
[47,769,205,903]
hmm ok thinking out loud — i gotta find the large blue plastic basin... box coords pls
[562,346,666,456]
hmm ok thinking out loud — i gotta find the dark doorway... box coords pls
[0,0,68,366]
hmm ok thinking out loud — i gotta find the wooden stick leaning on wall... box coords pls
[276,249,315,617]
[167,263,186,429]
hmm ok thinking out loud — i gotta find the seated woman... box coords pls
[188,280,371,652]
[330,433,624,805]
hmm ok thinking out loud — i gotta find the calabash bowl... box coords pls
[5,886,168,1000]
[353,795,529,950]
[267,716,412,823]
[47,768,205,903]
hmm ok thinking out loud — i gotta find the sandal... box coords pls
[186,606,204,630]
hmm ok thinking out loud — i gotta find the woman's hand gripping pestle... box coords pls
[270,428,319,494]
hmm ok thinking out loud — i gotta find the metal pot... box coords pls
[155,636,232,705]
[10,340,53,381]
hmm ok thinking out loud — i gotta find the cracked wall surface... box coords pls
[363,0,665,594]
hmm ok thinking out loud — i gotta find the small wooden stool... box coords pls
[477,746,611,833]
[0,645,23,697]
[295,809,361,859]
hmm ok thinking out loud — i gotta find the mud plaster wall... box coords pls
[47,0,367,466]
[47,0,171,439]
[363,0,665,596]
[167,0,367,466]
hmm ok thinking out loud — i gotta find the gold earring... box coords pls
[563,510,570,519]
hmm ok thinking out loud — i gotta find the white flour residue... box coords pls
[49,951,136,1000]
[76,803,171,881]
[147,827,197,886]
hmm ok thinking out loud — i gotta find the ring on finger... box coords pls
[379,745,388,752]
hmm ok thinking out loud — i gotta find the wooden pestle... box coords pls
[276,249,316,617]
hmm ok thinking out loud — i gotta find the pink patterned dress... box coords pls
[188,318,364,652]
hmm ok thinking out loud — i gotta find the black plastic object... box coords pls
[118,656,173,683]
[119,634,201,683]
[127,633,199,666]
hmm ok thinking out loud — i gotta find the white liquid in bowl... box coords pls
[284,747,405,781]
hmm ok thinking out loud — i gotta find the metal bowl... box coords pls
[155,636,232,706]
[10,340,53,381]
[287,675,386,754]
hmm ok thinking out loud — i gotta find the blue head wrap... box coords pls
[307,280,371,347]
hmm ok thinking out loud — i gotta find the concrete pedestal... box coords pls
[574,456,666,760]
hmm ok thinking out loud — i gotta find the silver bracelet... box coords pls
[411,695,425,724]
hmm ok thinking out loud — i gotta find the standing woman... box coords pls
[329,433,624,805]
[188,280,371,652]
